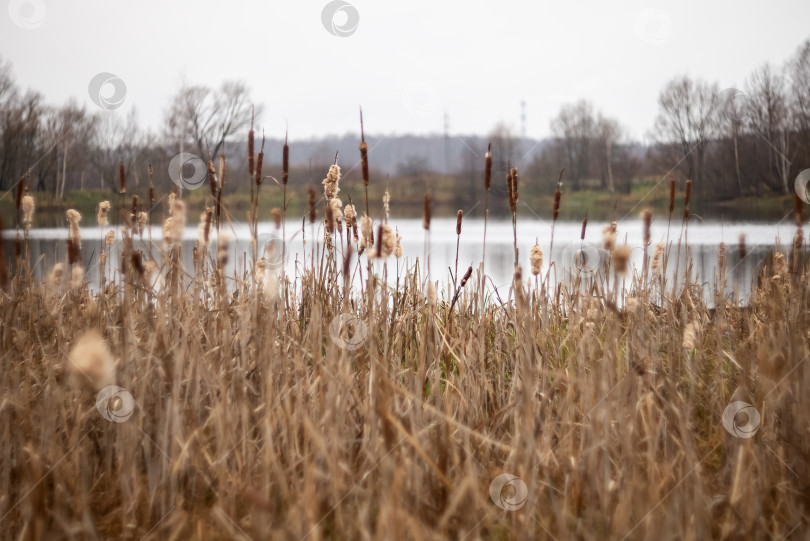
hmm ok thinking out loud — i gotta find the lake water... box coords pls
[3,218,803,303]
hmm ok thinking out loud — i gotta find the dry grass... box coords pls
[1,149,809,540]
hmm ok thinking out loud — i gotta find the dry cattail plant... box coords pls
[97,201,110,228]
[684,178,692,207]
[22,194,34,228]
[530,244,543,275]
[422,194,431,231]
[323,164,341,200]
[612,244,631,275]
[581,214,588,240]
[256,131,265,186]
[67,330,114,391]
[308,187,317,224]
[119,162,126,194]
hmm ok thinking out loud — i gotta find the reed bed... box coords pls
[0,127,809,541]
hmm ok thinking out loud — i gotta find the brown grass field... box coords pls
[1,143,809,540]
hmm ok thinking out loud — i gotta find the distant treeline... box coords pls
[1,38,808,203]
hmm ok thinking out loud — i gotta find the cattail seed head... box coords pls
[380,224,394,258]
[422,194,431,231]
[612,244,632,275]
[217,231,230,268]
[282,141,289,186]
[359,140,370,188]
[484,145,492,191]
[683,207,690,222]
[581,215,588,240]
[456,210,463,235]
[344,204,357,228]
[118,162,126,194]
[738,233,746,260]
[323,164,341,200]
[553,184,562,222]
[510,166,519,204]
[642,208,652,245]
[207,160,218,197]
[361,214,373,248]
[68,330,114,390]
[97,201,110,228]
[15,176,24,212]
[394,231,403,258]
[256,150,264,186]
[308,188,317,223]
[105,230,115,245]
[383,191,390,220]
[460,265,472,287]
[70,266,85,289]
[718,241,726,270]
[137,212,148,237]
[130,195,138,222]
[651,242,664,274]
[22,194,34,227]
[684,178,692,207]
[49,262,64,288]
[530,244,543,275]
[218,155,226,189]
[248,127,255,177]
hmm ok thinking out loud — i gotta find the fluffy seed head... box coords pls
[68,330,115,390]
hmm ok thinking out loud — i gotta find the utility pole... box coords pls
[443,110,449,175]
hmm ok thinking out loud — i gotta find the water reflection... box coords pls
[2,219,801,305]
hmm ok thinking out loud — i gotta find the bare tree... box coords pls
[653,76,719,185]
[164,81,262,160]
[550,101,595,189]
[745,64,792,193]
[0,90,43,190]
[91,108,142,191]
[595,113,622,192]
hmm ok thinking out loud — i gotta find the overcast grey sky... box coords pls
[2,0,809,142]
